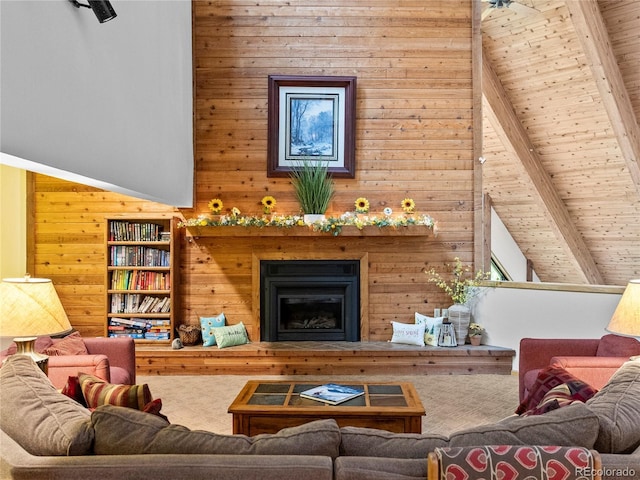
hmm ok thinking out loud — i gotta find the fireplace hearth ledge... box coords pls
[135,341,516,376]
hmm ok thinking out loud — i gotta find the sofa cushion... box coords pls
[43,331,89,356]
[390,321,425,347]
[595,334,640,357]
[61,375,88,407]
[415,312,444,347]
[0,355,94,456]
[449,402,599,448]
[213,322,249,348]
[521,382,590,417]
[334,456,428,480]
[79,373,153,410]
[1,336,53,355]
[200,312,226,347]
[339,426,447,459]
[92,405,341,458]
[430,446,601,480]
[515,366,597,415]
[586,359,640,454]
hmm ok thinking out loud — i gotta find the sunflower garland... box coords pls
[180,211,435,236]
[261,196,277,214]
[401,198,416,213]
[180,196,435,236]
[354,197,370,213]
[208,198,224,214]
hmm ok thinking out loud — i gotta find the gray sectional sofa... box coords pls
[1,355,639,480]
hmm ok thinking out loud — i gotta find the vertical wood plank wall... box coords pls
[30,0,477,341]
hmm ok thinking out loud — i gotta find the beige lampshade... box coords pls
[606,279,640,338]
[0,277,72,337]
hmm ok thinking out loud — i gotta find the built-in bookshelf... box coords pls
[105,216,179,343]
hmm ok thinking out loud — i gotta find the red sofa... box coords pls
[0,335,136,389]
[519,334,640,402]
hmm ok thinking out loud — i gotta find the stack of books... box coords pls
[108,317,171,340]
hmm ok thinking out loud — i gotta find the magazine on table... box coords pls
[300,383,365,405]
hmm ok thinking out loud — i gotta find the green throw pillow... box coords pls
[213,322,249,348]
[200,313,226,347]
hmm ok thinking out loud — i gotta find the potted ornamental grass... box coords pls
[289,160,335,223]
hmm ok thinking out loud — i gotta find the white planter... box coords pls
[303,214,326,224]
[448,303,471,344]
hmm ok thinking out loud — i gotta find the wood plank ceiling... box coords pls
[480,0,640,286]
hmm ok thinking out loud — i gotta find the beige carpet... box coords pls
[138,373,519,435]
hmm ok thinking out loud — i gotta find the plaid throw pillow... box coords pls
[78,373,152,410]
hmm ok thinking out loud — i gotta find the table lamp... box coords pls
[0,275,73,373]
[606,279,640,339]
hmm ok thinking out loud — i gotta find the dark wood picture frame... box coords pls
[267,75,356,178]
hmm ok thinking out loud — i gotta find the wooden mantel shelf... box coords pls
[185,224,433,238]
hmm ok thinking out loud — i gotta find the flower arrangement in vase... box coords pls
[426,257,490,344]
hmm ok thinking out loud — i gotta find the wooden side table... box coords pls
[228,380,425,436]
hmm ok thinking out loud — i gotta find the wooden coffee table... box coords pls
[228,380,425,436]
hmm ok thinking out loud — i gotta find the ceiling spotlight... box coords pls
[69,0,117,24]
[489,0,513,8]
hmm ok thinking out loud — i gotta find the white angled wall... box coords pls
[0,0,193,207]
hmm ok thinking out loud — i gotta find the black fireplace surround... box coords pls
[260,260,360,342]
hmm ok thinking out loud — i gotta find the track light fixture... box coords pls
[488,0,513,7]
[69,0,117,24]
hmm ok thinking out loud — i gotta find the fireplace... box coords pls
[260,260,360,341]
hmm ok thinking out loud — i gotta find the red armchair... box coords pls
[1,335,136,389]
[519,334,640,402]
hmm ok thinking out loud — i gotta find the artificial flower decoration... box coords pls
[426,257,490,304]
[261,195,277,214]
[383,207,393,216]
[401,198,416,213]
[354,197,370,213]
[208,198,224,214]
[179,211,434,236]
[468,323,485,336]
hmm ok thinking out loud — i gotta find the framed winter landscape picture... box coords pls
[267,75,356,178]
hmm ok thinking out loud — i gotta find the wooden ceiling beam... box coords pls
[482,51,604,284]
[565,0,640,197]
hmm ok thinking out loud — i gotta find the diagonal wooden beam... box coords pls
[565,0,640,197]
[482,52,604,284]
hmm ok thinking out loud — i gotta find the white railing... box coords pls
[470,282,625,371]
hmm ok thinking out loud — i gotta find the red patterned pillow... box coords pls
[143,398,169,421]
[78,373,152,410]
[43,332,88,356]
[521,383,579,416]
[431,445,600,480]
[61,375,87,407]
[516,366,597,415]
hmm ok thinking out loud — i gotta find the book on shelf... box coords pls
[108,332,145,339]
[110,294,171,314]
[108,317,171,341]
[110,270,170,290]
[109,317,148,328]
[109,221,164,242]
[110,245,169,267]
[299,384,364,405]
